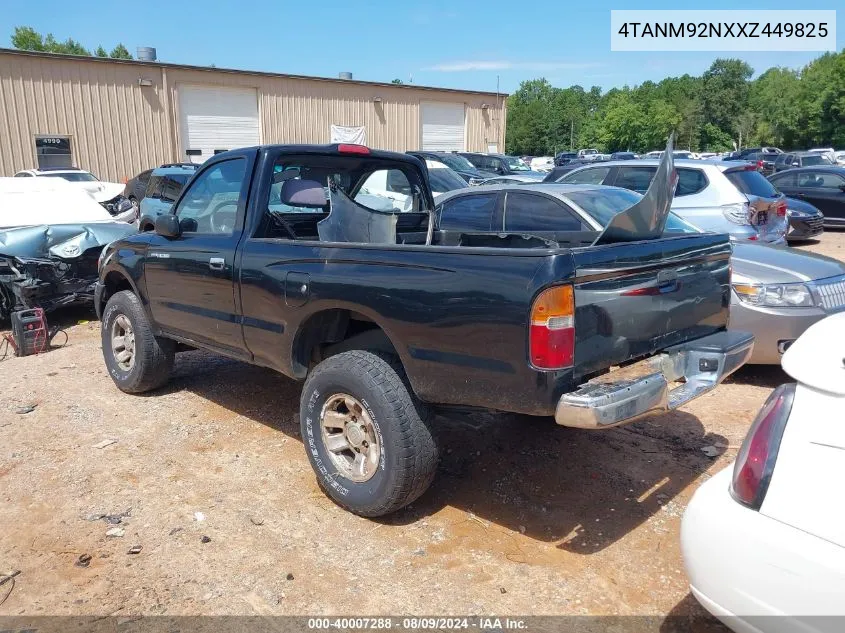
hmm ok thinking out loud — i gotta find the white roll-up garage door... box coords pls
[178,85,260,163]
[420,102,465,152]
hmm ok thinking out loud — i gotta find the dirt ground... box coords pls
[1,231,843,626]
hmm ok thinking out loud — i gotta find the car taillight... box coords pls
[529,285,574,370]
[722,202,752,225]
[776,200,787,217]
[337,144,370,155]
[730,383,795,510]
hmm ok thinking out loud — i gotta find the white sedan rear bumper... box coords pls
[682,468,845,633]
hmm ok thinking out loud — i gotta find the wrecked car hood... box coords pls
[0,223,137,260]
[593,136,678,245]
[86,182,126,203]
[0,177,116,229]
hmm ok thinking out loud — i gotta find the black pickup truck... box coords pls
[95,143,753,517]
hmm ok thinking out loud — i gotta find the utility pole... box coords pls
[570,120,574,151]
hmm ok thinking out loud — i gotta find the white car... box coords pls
[356,159,467,209]
[529,156,554,172]
[0,177,128,228]
[13,167,132,220]
[682,312,845,633]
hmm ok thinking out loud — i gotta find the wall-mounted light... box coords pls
[373,96,383,103]
[481,103,490,110]
[138,78,153,87]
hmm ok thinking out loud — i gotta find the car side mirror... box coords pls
[155,213,181,238]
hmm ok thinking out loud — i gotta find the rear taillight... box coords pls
[337,144,370,155]
[529,285,575,370]
[722,202,752,225]
[730,383,795,510]
[776,200,787,217]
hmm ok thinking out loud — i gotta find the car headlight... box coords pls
[468,177,483,186]
[733,282,815,307]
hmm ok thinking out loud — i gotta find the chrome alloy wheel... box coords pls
[320,393,381,482]
[111,314,136,371]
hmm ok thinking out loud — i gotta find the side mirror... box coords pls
[155,213,181,238]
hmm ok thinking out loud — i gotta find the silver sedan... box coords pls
[729,241,845,363]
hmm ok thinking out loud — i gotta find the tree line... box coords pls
[12,26,133,60]
[505,51,845,155]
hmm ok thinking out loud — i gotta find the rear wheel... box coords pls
[101,290,174,393]
[300,350,438,517]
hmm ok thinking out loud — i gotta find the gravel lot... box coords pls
[1,231,842,627]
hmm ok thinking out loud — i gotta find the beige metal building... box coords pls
[0,48,507,182]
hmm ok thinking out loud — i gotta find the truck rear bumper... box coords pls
[555,331,754,429]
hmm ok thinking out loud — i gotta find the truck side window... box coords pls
[174,158,246,235]
[504,192,583,231]
[438,193,495,231]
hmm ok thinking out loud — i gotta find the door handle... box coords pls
[209,257,225,271]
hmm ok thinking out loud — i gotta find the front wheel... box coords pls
[101,290,174,393]
[300,350,438,517]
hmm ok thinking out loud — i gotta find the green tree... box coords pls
[391,78,403,84]
[109,44,132,59]
[701,58,753,139]
[597,90,645,151]
[11,25,133,59]
[798,51,845,147]
[11,26,45,51]
[748,67,801,147]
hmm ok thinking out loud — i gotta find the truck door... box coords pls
[143,151,255,357]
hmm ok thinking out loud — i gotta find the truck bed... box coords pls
[234,230,731,416]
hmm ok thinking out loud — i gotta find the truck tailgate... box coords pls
[570,233,731,379]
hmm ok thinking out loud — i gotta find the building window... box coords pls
[35,135,73,169]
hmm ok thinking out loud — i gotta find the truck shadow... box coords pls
[163,350,726,555]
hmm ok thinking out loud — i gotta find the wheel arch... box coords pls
[291,307,418,392]
[99,268,142,316]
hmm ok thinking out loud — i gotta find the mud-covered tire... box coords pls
[300,350,438,517]
[101,290,174,393]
